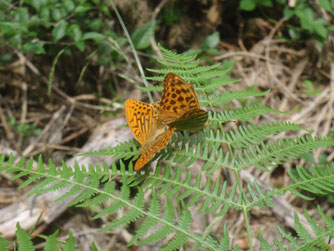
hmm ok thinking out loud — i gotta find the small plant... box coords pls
[0,0,115,56]
[1,45,334,250]
[239,0,334,47]
[7,117,42,136]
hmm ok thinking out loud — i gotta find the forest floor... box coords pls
[0,0,333,250]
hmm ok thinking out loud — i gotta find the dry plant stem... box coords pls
[150,0,169,59]
[314,62,334,160]
[29,144,83,157]
[265,18,303,104]
[0,102,19,152]
[214,51,277,64]
[291,87,330,122]
[16,50,116,112]
[279,58,308,111]
[61,126,91,144]
[21,105,66,158]
[108,0,153,102]
[18,82,28,149]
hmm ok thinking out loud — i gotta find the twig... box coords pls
[0,100,19,152]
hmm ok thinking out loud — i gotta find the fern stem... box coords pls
[108,0,153,103]
[242,202,253,250]
[202,215,224,239]
[229,141,253,249]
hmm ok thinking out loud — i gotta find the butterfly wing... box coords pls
[158,72,201,124]
[169,109,208,132]
[125,99,162,146]
[134,127,176,171]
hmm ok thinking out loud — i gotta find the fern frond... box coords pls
[258,232,274,251]
[0,236,8,251]
[127,189,161,246]
[44,230,59,251]
[234,136,334,172]
[138,164,239,215]
[161,204,192,251]
[199,77,241,93]
[137,197,175,245]
[204,122,307,150]
[64,231,76,250]
[78,139,140,161]
[0,154,222,250]
[243,181,275,210]
[200,89,270,107]
[16,222,34,251]
[147,64,221,77]
[285,163,334,200]
[209,105,285,126]
[267,208,334,250]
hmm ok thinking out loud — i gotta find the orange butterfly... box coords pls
[125,72,207,170]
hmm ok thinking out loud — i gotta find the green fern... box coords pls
[259,208,334,250]
[285,163,334,200]
[1,44,334,250]
[0,223,76,250]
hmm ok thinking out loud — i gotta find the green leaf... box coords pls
[82,32,106,42]
[62,0,75,11]
[74,41,85,51]
[74,4,93,14]
[15,8,29,23]
[131,20,157,50]
[68,24,82,41]
[0,22,28,36]
[31,0,41,11]
[40,8,50,21]
[239,0,257,11]
[52,9,62,21]
[52,20,68,41]
[203,31,220,49]
[261,0,273,7]
[313,18,328,39]
[288,27,301,40]
[283,6,295,19]
[22,40,45,54]
[319,0,334,14]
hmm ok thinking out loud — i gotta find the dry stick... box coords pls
[264,18,303,105]
[150,0,169,59]
[22,106,66,158]
[15,50,115,112]
[61,127,91,145]
[0,102,19,152]
[290,87,330,122]
[214,51,277,64]
[314,62,334,160]
[18,82,28,149]
[323,62,334,137]
[279,57,308,111]
[29,145,83,156]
